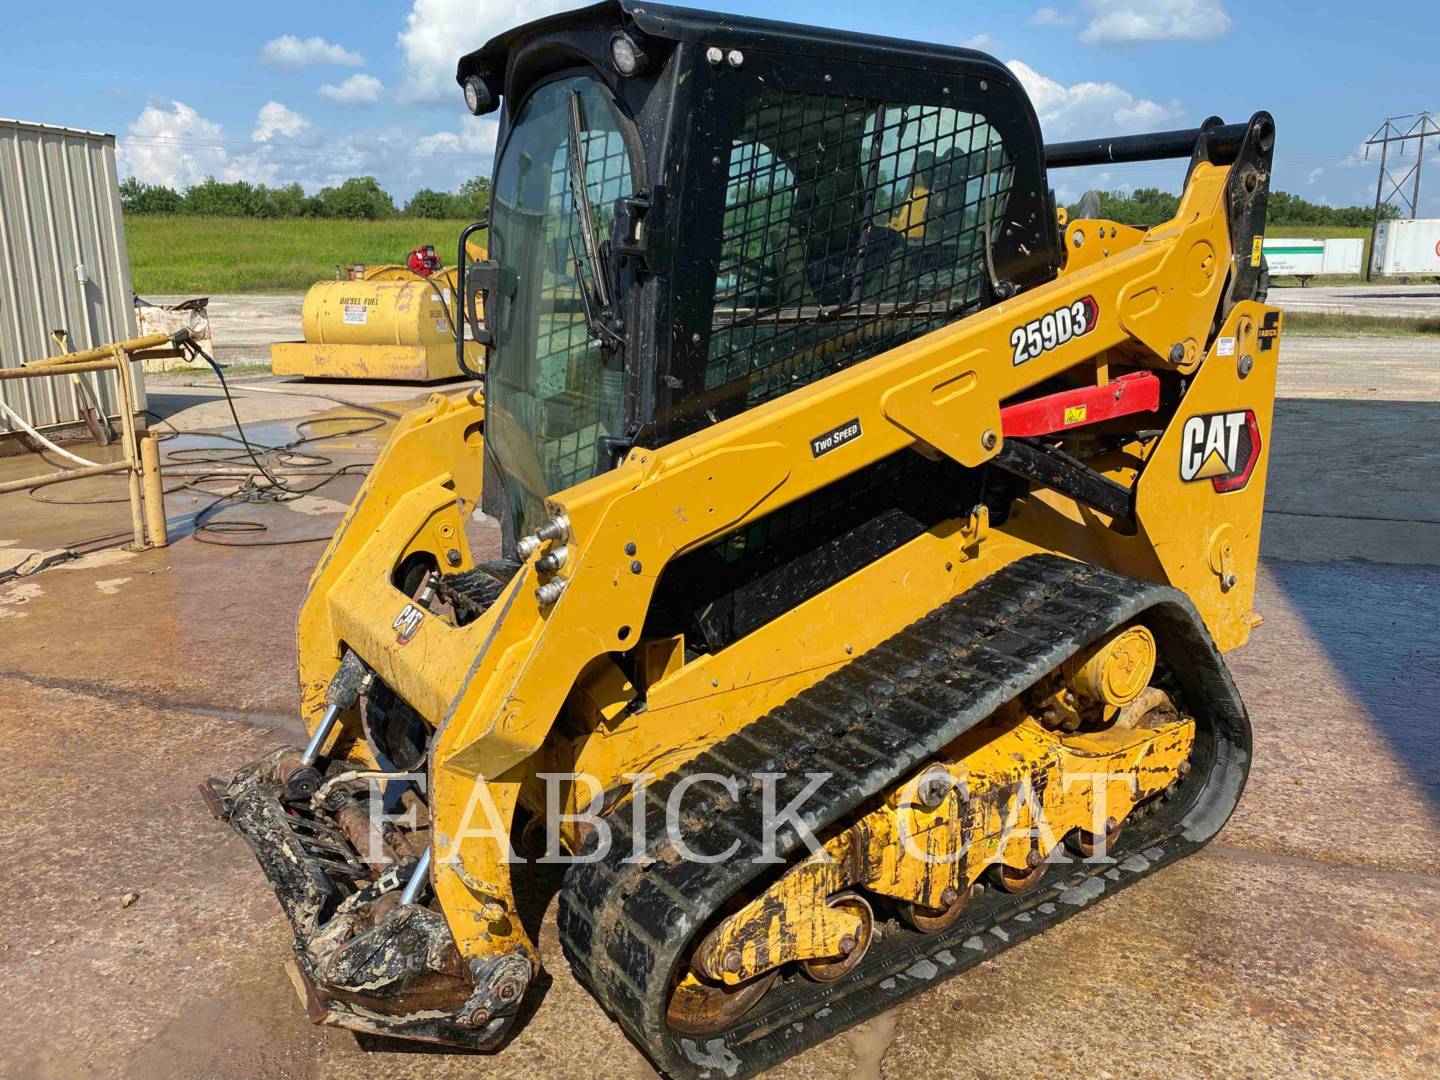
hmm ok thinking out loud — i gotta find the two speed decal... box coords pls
[1010,296,1098,366]
[810,417,862,458]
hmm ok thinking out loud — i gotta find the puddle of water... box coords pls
[58,548,137,572]
[285,494,350,517]
[0,545,46,575]
[161,409,393,460]
[2,581,44,606]
[0,580,43,618]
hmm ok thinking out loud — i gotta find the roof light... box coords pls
[463,75,494,116]
[610,32,648,77]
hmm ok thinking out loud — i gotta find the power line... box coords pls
[1362,110,1440,279]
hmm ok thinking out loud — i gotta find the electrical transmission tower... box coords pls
[1364,112,1440,279]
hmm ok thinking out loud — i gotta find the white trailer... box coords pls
[1261,237,1364,283]
[1370,218,1440,278]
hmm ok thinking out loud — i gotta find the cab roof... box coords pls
[457,0,1018,102]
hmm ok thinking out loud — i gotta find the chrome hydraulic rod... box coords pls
[399,846,432,905]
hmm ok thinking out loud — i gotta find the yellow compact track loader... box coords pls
[206,3,1280,1075]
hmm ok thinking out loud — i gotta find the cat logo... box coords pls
[392,603,425,645]
[1179,410,1262,493]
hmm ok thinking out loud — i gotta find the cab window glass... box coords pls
[706,92,1012,405]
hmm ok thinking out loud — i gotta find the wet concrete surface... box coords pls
[1,340,1438,1078]
[1271,282,1440,319]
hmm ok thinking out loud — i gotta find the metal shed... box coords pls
[0,117,143,438]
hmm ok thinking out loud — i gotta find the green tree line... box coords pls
[1065,187,1397,229]
[123,173,1387,231]
[119,175,491,220]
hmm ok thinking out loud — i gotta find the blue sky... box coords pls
[7,1,1439,212]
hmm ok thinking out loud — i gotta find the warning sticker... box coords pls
[343,304,368,325]
[1250,236,1264,267]
[436,318,450,332]
[1064,404,1087,425]
[1216,336,1237,357]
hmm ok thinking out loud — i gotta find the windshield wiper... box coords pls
[565,90,625,349]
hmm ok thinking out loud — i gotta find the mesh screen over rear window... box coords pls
[705,91,1013,405]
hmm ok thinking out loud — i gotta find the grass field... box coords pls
[126,215,482,294]
[129,215,1387,294]
[1282,311,1440,337]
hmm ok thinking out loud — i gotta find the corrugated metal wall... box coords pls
[0,117,143,431]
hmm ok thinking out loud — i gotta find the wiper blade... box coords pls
[566,89,612,313]
[569,233,626,351]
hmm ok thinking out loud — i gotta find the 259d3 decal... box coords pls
[1010,296,1098,365]
[1179,410,1262,492]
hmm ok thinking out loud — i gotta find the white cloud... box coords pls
[252,101,311,143]
[1031,6,1075,25]
[258,35,363,70]
[1307,167,1324,186]
[397,0,572,102]
[402,118,501,188]
[117,100,278,189]
[318,73,386,106]
[1006,59,1179,141]
[960,33,995,50]
[296,118,498,195]
[1080,0,1231,44]
[116,99,496,201]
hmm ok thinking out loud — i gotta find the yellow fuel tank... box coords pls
[272,271,483,382]
[300,278,456,347]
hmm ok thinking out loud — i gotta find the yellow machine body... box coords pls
[297,157,1277,962]
[209,9,1279,1071]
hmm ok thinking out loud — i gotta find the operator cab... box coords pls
[459,1,1062,539]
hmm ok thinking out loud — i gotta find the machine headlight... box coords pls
[610,32,648,77]
[463,75,493,116]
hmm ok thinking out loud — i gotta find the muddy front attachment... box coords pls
[204,751,516,1047]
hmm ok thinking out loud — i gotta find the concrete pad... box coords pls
[1278,336,1440,402]
[1271,283,1440,320]
[877,846,1440,1080]
[0,332,1437,1080]
[0,387,385,716]
[3,674,1435,1080]
[1262,394,1440,566]
[0,676,853,1080]
[1226,561,1440,873]
[0,536,318,719]
[144,375,467,433]
[148,294,303,367]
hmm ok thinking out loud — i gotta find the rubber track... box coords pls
[558,554,1251,1079]
[438,568,505,623]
